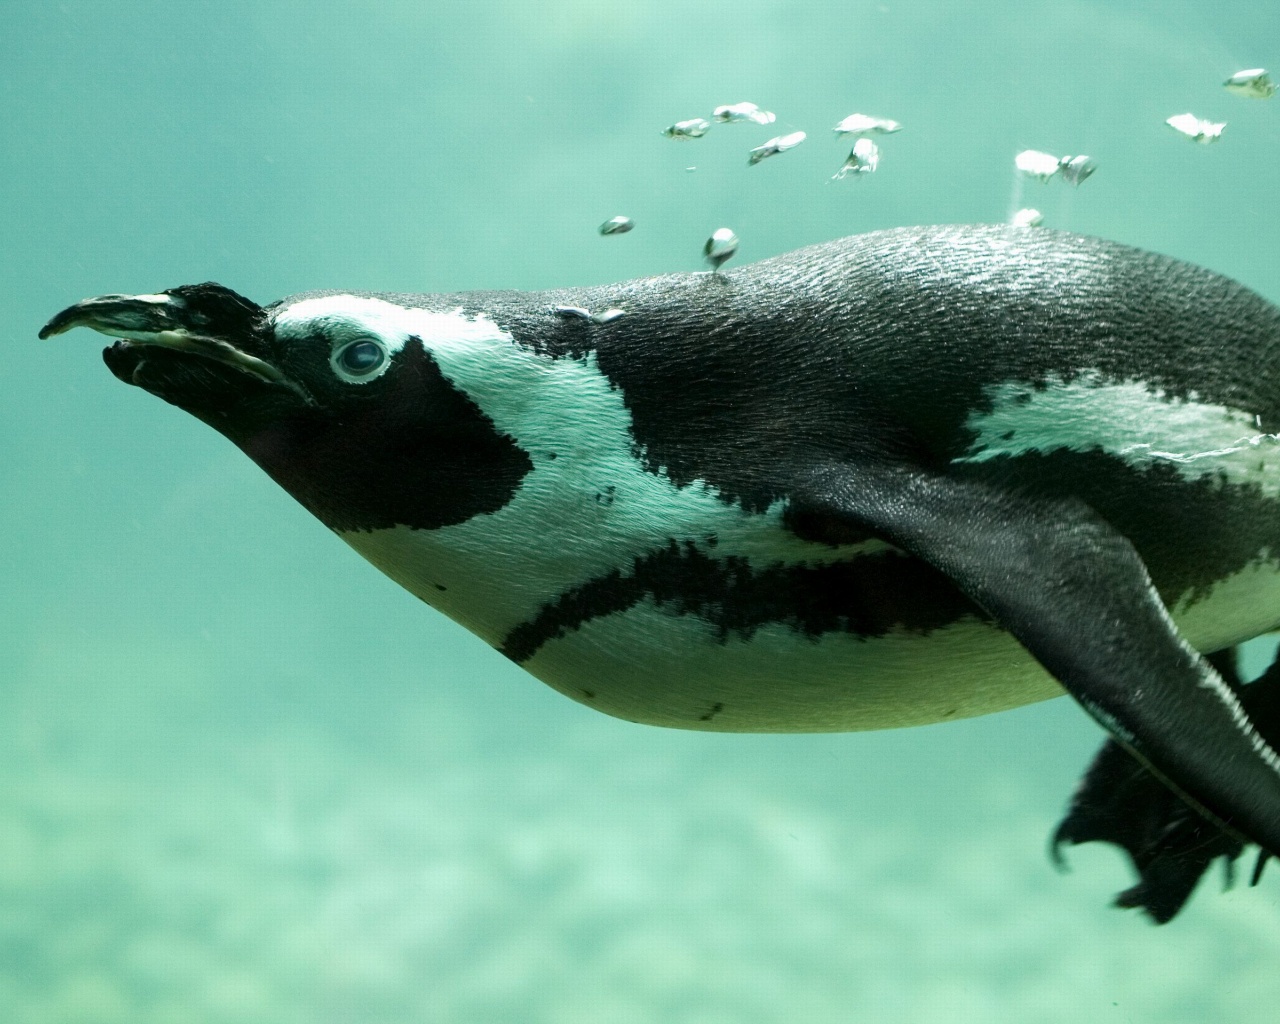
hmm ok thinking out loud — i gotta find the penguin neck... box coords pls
[334,446,652,648]
[334,430,843,656]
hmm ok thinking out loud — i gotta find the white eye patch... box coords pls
[272,295,514,385]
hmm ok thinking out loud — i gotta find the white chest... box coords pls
[333,318,1280,734]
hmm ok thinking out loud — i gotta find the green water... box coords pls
[4,1,1280,1020]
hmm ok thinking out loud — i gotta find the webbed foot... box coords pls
[1053,646,1280,922]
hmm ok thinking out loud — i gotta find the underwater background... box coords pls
[4,1,1280,1020]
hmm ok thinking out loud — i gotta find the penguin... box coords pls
[41,224,1280,921]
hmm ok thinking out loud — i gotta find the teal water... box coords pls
[4,2,1280,1020]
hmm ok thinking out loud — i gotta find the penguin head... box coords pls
[41,284,534,531]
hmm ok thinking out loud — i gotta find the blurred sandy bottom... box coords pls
[0,708,1277,1024]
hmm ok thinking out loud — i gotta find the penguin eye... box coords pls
[331,338,388,382]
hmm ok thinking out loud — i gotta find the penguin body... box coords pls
[41,224,1280,914]
[263,226,1280,733]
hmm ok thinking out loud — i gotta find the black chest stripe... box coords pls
[500,541,987,664]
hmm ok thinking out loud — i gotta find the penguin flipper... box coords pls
[1052,645,1280,922]
[791,463,1280,864]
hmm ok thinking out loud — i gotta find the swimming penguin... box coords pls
[41,224,1280,921]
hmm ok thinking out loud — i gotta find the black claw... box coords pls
[1251,849,1272,887]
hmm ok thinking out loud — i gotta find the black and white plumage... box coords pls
[41,224,1280,920]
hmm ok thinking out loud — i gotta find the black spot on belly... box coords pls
[699,702,725,721]
[500,541,985,663]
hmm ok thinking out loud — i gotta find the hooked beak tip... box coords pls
[39,293,181,342]
[38,309,87,340]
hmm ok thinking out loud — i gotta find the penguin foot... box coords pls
[1052,645,1280,923]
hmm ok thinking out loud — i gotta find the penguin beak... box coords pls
[39,290,287,386]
